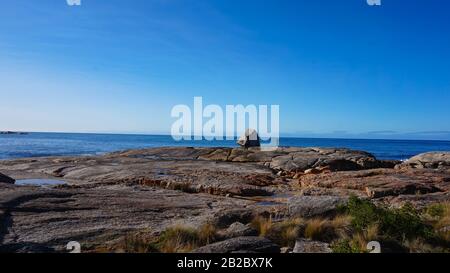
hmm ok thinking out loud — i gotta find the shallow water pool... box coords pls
[15,179,67,186]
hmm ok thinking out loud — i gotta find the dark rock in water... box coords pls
[292,239,332,253]
[0,131,27,135]
[399,152,450,170]
[237,129,260,148]
[0,173,15,184]
[288,195,347,217]
[217,222,258,239]
[192,236,280,253]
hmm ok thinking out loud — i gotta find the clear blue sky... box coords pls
[1,0,449,140]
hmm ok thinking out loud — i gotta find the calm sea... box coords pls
[1,132,450,161]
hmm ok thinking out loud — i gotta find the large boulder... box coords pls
[400,152,450,169]
[292,239,332,253]
[237,129,260,148]
[192,236,280,253]
[288,195,347,217]
[0,173,15,184]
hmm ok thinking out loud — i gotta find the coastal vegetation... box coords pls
[102,197,449,253]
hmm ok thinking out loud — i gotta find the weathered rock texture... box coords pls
[288,195,347,217]
[0,182,253,252]
[0,147,448,252]
[398,152,450,170]
[297,168,449,207]
[292,239,332,253]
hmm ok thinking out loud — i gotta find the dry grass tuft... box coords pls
[330,214,352,237]
[350,224,379,253]
[267,218,303,247]
[251,216,273,237]
[427,202,450,242]
[157,225,199,253]
[198,222,218,245]
[157,223,219,253]
[304,218,328,241]
[113,223,218,253]
[251,216,304,247]
[115,230,157,253]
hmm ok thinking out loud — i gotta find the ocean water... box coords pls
[1,132,450,161]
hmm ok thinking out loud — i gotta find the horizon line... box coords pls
[2,130,450,143]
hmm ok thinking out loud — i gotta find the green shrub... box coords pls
[382,203,433,241]
[427,204,445,218]
[344,196,380,231]
[342,196,433,241]
[331,239,361,253]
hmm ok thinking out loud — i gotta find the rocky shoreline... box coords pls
[0,147,449,253]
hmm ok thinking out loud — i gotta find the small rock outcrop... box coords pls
[399,152,450,169]
[211,210,255,228]
[237,129,260,148]
[269,148,391,173]
[217,222,258,239]
[192,236,280,253]
[288,195,347,217]
[0,173,15,184]
[292,239,332,253]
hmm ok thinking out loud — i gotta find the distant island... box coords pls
[0,131,28,135]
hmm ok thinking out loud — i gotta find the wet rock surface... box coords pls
[0,147,449,252]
